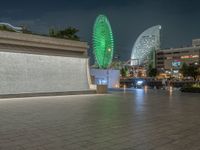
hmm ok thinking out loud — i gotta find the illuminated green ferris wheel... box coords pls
[93,15,114,69]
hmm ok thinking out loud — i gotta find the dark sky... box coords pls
[1,0,200,61]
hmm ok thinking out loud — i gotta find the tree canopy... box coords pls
[147,64,157,77]
[49,27,80,41]
[180,63,199,80]
[0,25,15,32]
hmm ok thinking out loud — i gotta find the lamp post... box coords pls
[105,48,111,87]
[199,48,200,65]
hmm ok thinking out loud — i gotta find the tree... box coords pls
[120,66,128,77]
[147,64,157,77]
[188,66,199,80]
[49,27,80,41]
[180,63,188,77]
[110,60,124,70]
[180,63,199,80]
[20,25,32,34]
[0,25,14,32]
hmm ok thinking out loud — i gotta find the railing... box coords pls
[120,78,197,88]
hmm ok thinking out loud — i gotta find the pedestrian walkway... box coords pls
[0,90,199,150]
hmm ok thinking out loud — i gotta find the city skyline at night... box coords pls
[1,0,200,61]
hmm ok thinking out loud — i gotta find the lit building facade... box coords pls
[156,39,200,77]
[131,25,161,66]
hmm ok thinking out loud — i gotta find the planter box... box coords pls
[97,85,108,94]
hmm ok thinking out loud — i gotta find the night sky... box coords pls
[1,0,200,62]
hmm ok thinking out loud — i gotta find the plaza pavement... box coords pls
[0,89,200,150]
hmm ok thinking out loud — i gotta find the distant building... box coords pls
[192,39,200,47]
[156,39,200,77]
[131,25,161,66]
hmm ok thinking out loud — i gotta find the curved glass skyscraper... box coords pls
[131,25,161,65]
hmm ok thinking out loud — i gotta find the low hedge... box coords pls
[181,83,200,93]
[181,87,200,93]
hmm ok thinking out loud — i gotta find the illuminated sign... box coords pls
[172,60,181,68]
[181,55,199,59]
[172,61,181,68]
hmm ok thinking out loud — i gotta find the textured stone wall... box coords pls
[0,51,90,95]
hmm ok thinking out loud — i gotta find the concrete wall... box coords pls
[0,31,92,96]
[0,51,90,95]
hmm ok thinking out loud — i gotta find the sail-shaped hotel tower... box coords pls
[131,25,161,66]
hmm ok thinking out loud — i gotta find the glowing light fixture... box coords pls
[93,15,114,69]
[136,81,143,85]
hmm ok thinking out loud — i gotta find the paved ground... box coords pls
[0,89,200,150]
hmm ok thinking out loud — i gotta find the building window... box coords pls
[164,52,172,55]
[173,52,180,54]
